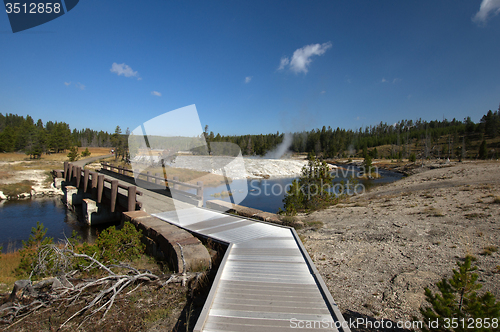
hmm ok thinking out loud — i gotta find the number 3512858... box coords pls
[5,3,61,14]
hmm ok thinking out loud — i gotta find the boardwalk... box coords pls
[154,208,350,332]
[80,157,351,331]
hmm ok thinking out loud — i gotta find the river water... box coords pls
[0,198,101,252]
[203,167,404,213]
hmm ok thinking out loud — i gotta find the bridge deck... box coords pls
[153,208,349,332]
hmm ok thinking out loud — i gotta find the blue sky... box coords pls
[1,0,499,135]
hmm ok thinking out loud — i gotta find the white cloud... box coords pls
[277,57,290,71]
[245,76,252,83]
[110,62,140,79]
[278,42,332,74]
[151,91,161,97]
[473,0,500,24]
[64,82,85,90]
[320,90,326,94]
[381,78,388,83]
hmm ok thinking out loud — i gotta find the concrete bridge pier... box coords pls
[53,177,64,190]
[82,199,121,226]
[63,185,83,210]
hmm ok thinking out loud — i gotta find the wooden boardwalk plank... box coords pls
[153,208,350,332]
[203,316,339,332]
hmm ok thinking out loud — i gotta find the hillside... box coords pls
[298,161,500,326]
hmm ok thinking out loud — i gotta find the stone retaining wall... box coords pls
[122,211,211,273]
[205,199,304,228]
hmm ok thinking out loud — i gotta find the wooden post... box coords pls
[110,180,118,213]
[97,174,104,203]
[173,176,179,190]
[72,165,78,185]
[75,166,81,188]
[128,186,136,211]
[197,181,204,199]
[63,162,68,181]
[83,169,89,192]
[67,163,73,183]
[91,171,98,199]
[147,171,151,183]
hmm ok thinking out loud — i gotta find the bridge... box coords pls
[154,207,350,332]
[55,157,351,332]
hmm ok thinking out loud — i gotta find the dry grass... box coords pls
[481,245,499,256]
[423,207,445,217]
[493,196,500,204]
[0,160,63,172]
[0,180,34,196]
[305,220,324,230]
[0,147,111,162]
[0,251,22,292]
[464,212,490,220]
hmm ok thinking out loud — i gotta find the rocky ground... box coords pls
[164,155,309,179]
[0,161,62,198]
[297,161,500,329]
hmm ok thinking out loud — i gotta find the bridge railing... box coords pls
[100,162,204,201]
[55,162,143,212]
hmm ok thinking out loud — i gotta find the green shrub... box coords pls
[16,222,145,279]
[90,222,145,264]
[15,222,53,278]
[281,157,337,215]
[409,153,416,162]
[281,179,304,215]
[81,147,91,157]
[419,255,500,331]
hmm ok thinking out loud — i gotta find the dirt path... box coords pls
[297,161,500,327]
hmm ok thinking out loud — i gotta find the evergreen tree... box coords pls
[419,256,500,332]
[81,147,91,158]
[111,126,123,160]
[478,140,488,160]
[281,156,336,214]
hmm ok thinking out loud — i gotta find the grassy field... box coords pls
[0,148,112,196]
[0,147,111,162]
[0,251,22,293]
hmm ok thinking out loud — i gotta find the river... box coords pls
[202,167,404,213]
[0,197,103,252]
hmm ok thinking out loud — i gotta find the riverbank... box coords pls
[296,160,500,326]
[0,148,111,200]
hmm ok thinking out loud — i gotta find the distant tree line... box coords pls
[0,113,114,158]
[2,105,499,160]
[207,106,500,160]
